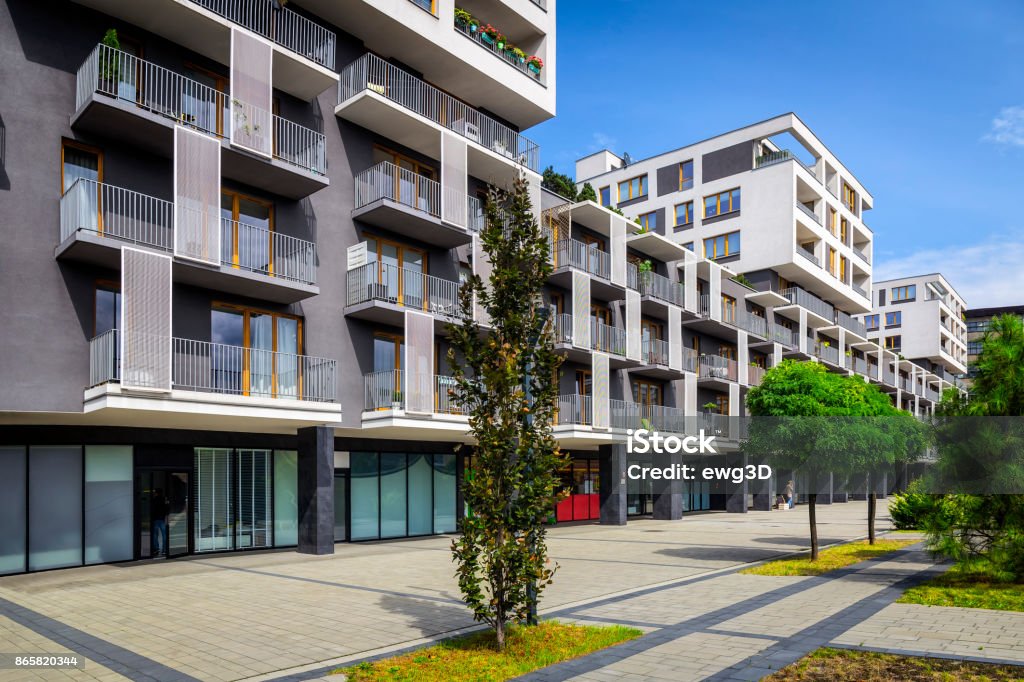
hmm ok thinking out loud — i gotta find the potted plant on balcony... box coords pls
[637,259,652,287]
[481,24,502,46]
[702,401,719,414]
[527,55,544,74]
[391,390,403,410]
[99,28,120,94]
[511,46,526,64]
[454,7,474,28]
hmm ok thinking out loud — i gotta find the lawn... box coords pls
[900,561,1024,611]
[334,621,642,681]
[764,647,1024,681]
[740,538,918,577]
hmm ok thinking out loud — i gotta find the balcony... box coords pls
[836,311,868,338]
[748,364,766,386]
[58,179,318,303]
[769,322,797,348]
[852,283,869,299]
[733,310,768,338]
[363,370,465,416]
[779,287,835,325]
[552,315,633,367]
[557,394,592,427]
[852,356,868,376]
[454,19,542,83]
[797,247,821,267]
[754,149,818,180]
[87,330,339,424]
[814,343,840,367]
[853,244,870,264]
[551,239,622,299]
[591,320,626,356]
[337,53,539,182]
[636,270,685,309]
[698,354,738,385]
[796,201,822,226]
[611,401,689,434]
[74,45,328,199]
[345,262,465,328]
[70,0,337,100]
[352,161,477,247]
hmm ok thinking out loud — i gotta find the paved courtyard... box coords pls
[0,502,1020,681]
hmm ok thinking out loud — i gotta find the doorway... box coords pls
[136,470,190,559]
[333,469,349,542]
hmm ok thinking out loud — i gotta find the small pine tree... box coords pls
[578,182,598,202]
[541,165,578,201]
[448,175,566,650]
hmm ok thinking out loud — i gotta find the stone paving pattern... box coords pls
[0,503,1020,681]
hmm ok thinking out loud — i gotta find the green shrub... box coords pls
[888,479,936,530]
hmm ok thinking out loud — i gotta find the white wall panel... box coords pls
[473,235,491,325]
[610,215,625,286]
[230,28,273,157]
[668,306,682,370]
[572,271,590,349]
[737,331,749,384]
[441,132,468,228]
[174,126,220,264]
[592,352,609,429]
[405,311,435,414]
[626,289,641,361]
[121,247,172,392]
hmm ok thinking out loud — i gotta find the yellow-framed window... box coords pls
[886,311,901,327]
[674,201,694,226]
[892,285,916,302]
[885,335,901,350]
[839,256,848,281]
[632,378,663,406]
[637,211,657,232]
[703,187,740,218]
[828,247,837,276]
[617,174,647,202]
[865,314,879,330]
[829,207,838,236]
[715,394,730,415]
[703,231,740,259]
[679,160,694,190]
[599,186,611,207]
[721,294,737,323]
[842,182,857,211]
[840,217,849,243]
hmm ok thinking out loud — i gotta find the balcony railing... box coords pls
[926,386,939,402]
[354,160,440,216]
[554,239,611,279]
[852,356,867,375]
[552,313,573,344]
[796,201,821,225]
[737,311,768,338]
[90,330,336,401]
[852,244,870,264]
[188,0,335,68]
[346,261,465,319]
[76,45,327,175]
[797,248,821,267]
[641,338,669,366]
[591,320,626,356]
[836,311,868,337]
[557,393,591,426]
[781,286,835,321]
[852,283,868,298]
[754,149,818,179]
[884,367,896,386]
[363,370,464,415]
[815,343,839,366]
[612,401,689,433]
[339,53,539,171]
[698,294,711,318]
[748,364,766,386]
[770,322,796,347]
[454,20,541,81]
[698,354,737,382]
[638,271,685,307]
[60,178,317,285]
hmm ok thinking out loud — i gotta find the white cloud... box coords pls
[588,131,617,152]
[874,234,1024,308]
[983,106,1024,147]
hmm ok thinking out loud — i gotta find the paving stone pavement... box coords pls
[0,503,1020,682]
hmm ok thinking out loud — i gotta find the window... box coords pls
[968,340,983,355]
[632,379,663,406]
[886,311,901,327]
[828,247,837,276]
[865,314,879,331]
[674,201,694,226]
[719,345,737,360]
[885,335,902,350]
[373,146,437,208]
[637,211,657,233]
[703,188,740,218]
[703,231,740,259]
[617,174,647,202]
[829,207,837,236]
[575,370,592,396]
[892,285,916,302]
[842,182,857,212]
[839,256,848,282]
[840,217,849,244]
[967,320,989,333]
[590,303,610,325]
[363,235,427,306]
[679,160,694,191]
[721,295,736,324]
[640,319,662,342]
[682,241,694,252]
[61,140,103,194]
[549,291,564,315]
[183,64,229,135]
[599,186,610,207]
[211,304,303,398]
[715,395,730,415]
[221,189,274,272]
[94,282,121,336]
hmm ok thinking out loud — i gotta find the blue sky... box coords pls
[529,0,1024,307]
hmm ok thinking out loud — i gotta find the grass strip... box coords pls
[900,561,1024,612]
[740,538,918,576]
[764,647,1024,681]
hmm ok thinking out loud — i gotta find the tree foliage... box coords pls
[577,183,597,202]
[447,175,566,649]
[541,166,578,201]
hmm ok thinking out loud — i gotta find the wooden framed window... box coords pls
[617,174,647,202]
[637,211,657,232]
[211,303,304,398]
[839,256,848,282]
[842,182,857,212]
[682,241,694,252]
[703,187,740,218]
[828,247,837,276]
[549,291,564,315]
[892,285,916,302]
[221,189,274,272]
[865,314,880,331]
[885,335,901,350]
[94,280,121,336]
[719,345,737,360]
[632,379,663,406]
[61,139,103,194]
[373,145,437,207]
[715,394,730,415]
[183,63,229,136]
[575,369,592,396]
[590,303,610,325]
[886,311,901,327]
[362,234,428,306]
[703,231,741,259]
[640,319,662,341]
[674,201,694,226]
[840,217,849,244]
[829,207,837,236]
[599,186,611,207]
[678,160,694,191]
[721,295,737,323]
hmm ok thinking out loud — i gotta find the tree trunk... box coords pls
[495,618,505,651]
[868,492,877,545]
[809,493,818,561]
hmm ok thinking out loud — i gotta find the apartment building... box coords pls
[573,113,951,467]
[860,275,967,391]
[0,0,555,574]
[963,304,1024,387]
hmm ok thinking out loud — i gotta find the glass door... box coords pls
[249,313,274,398]
[333,471,348,542]
[62,142,102,234]
[183,66,228,137]
[372,333,404,409]
[166,472,190,558]
[137,470,190,559]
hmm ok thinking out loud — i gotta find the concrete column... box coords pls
[833,474,849,503]
[875,470,889,499]
[599,444,628,525]
[751,457,774,511]
[652,451,683,520]
[297,426,334,555]
[798,309,809,354]
[847,471,868,501]
[737,331,749,384]
[725,451,748,513]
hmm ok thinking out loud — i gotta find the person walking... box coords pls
[151,488,169,557]
[784,480,795,509]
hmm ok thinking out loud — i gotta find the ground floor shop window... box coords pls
[349,452,457,541]
[556,457,600,522]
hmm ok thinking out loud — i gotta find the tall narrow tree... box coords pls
[447,176,566,650]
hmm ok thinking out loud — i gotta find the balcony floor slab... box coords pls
[352,200,473,248]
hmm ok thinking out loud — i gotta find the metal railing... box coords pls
[76,44,326,175]
[611,401,689,433]
[796,248,821,267]
[754,149,818,179]
[852,244,870,264]
[454,21,541,81]
[748,364,766,386]
[60,178,317,285]
[698,354,737,381]
[354,160,440,217]
[900,375,912,393]
[363,370,464,414]
[853,356,867,375]
[926,386,939,402]
[681,346,698,372]
[641,338,670,366]
[557,394,591,426]
[836,310,867,337]
[90,330,336,401]
[188,0,335,68]
[552,313,573,344]
[638,271,685,307]
[796,201,821,225]
[781,286,835,321]
[346,261,465,319]
[554,238,611,279]
[884,367,896,386]
[816,343,839,365]
[770,322,796,347]
[339,53,539,171]
[698,294,711,317]
[852,283,868,298]
[737,311,768,338]
[591,320,626,356]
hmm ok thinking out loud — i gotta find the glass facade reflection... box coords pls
[348,453,457,541]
